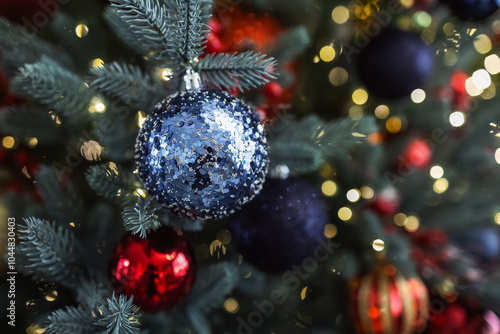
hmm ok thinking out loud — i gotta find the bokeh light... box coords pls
[346,189,361,202]
[449,111,466,127]
[485,54,500,75]
[75,23,89,38]
[320,46,336,62]
[430,166,444,179]
[329,67,349,86]
[332,6,349,24]
[433,178,449,194]
[411,89,426,103]
[322,180,337,197]
[352,89,368,105]
[386,116,402,134]
[474,34,492,54]
[374,105,390,119]
[324,224,338,238]
[338,207,352,221]
[372,239,385,251]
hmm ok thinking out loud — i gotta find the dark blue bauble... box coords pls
[229,177,329,272]
[135,89,269,220]
[446,0,500,22]
[454,227,500,264]
[357,28,434,99]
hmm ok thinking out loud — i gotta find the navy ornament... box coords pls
[135,89,269,220]
[446,0,500,22]
[357,28,434,99]
[229,177,329,272]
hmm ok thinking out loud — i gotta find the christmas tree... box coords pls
[2,0,500,333]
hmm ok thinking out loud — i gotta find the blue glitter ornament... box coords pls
[357,28,434,99]
[135,89,269,220]
[229,177,329,272]
[446,0,500,22]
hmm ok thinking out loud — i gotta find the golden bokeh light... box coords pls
[80,140,102,161]
[495,212,500,225]
[386,116,402,134]
[394,213,407,227]
[320,46,336,62]
[495,148,500,164]
[346,188,361,202]
[443,50,458,67]
[329,67,349,86]
[433,178,449,194]
[352,89,368,105]
[349,106,364,120]
[75,23,89,38]
[361,186,374,199]
[332,6,350,24]
[26,137,38,148]
[224,298,239,313]
[374,105,390,119]
[372,239,385,252]
[405,216,420,232]
[400,0,414,8]
[2,136,15,149]
[321,180,337,197]
[465,77,483,96]
[45,290,58,302]
[485,54,500,75]
[338,207,353,221]
[324,224,338,238]
[137,110,147,128]
[91,58,104,68]
[481,83,496,100]
[474,34,492,54]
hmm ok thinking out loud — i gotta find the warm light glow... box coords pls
[443,50,458,67]
[135,188,146,198]
[224,298,239,313]
[89,97,106,113]
[374,105,390,119]
[433,178,449,194]
[411,89,426,103]
[430,166,444,179]
[386,116,402,134]
[338,207,353,221]
[80,140,102,161]
[405,216,420,232]
[301,286,308,300]
[472,69,491,90]
[324,224,338,238]
[485,54,500,75]
[465,77,483,96]
[346,188,361,202]
[443,22,455,36]
[449,111,466,127]
[481,84,496,100]
[2,136,15,149]
[320,46,336,62]
[495,148,500,164]
[45,290,58,302]
[349,106,363,120]
[413,11,432,28]
[27,137,38,148]
[322,180,337,197]
[372,239,385,251]
[474,34,492,54]
[495,212,500,225]
[352,89,368,105]
[332,6,350,24]
[394,213,407,226]
[361,186,374,199]
[329,67,349,86]
[75,23,89,38]
[400,0,414,8]
[161,68,173,81]
[137,111,147,128]
[91,58,104,68]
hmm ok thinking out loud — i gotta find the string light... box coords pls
[374,105,390,119]
[2,136,15,149]
[430,166,444,179]
[319,45,336,62]
[338,207,353,221]
[321,180,337,197]
[394,213,407,227]
[449,111,466,127]
[411,89,426,103]
[372,239,385,251]
[485,54,500,75]
[465,77,483,96]
[495,212,500,225]
[495,148,500,164]
[346,189,361,202]
[224,298,239,313]
[75,24,89,38]
[332,6,349,24]
[433,178,449,194]
[352,89,368,105]
[26,137,38,148]
[405,216,420,232]
[89,96,106,113]
[45,290,58,302]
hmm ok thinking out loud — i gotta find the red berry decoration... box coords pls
[401,138,432,170]
[348,265,429,334]
[109,226,196,313]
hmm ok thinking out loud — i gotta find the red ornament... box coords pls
[401,138,432,170]
[370,187,400,216]
[0,0,59,25]
[349,265,429,334]
[451,71,470,111]
[426,303,484,334]
[109,226,196,313]
[264,82,284,100]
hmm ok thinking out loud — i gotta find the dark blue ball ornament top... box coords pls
[135,89,269,220]
[357,28,434,99]
[229,177,329,272]
[446,0,500,22]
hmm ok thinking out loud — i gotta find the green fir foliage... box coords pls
[122,196,161,238]
[44,305,97,334]
[96,294,141,334]
[85,164,133,203]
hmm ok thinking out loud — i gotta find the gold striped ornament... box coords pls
[348,265,429,334]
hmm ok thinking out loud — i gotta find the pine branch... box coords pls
[168,0,212,61]
[44,305,97,334]
[85,164,133,204]
[183,262,239,314]
[103,7,148,54]
[96,293,141,334]
[90,62,164,110]
[35,165,83,223]
[268,26,311,63]
[109,0,174,61]
[269,142,323,175]
[195,51,278,91]
[0,106,63,143]
[155,206,206,232]
[10,56,92,120]
[76,278,111,310]
[0,17,72,69]
[17,217,81,286]
[122,196,161,238]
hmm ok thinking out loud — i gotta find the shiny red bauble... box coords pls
[401,138,432,170]
[109,227,196,313]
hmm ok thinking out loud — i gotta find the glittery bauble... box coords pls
[229,177,329,272]
[446,0,500,22]
[357,28,434,99]
[109,227,196,313]
[348,266,429,334]
[135,89,269,220]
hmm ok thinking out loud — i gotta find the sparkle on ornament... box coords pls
[321,180,337,197]
[137,111,147,128]
[386,116,402,134]
[352,89,368,105]
[332,6,349,24]
[75,23,89,38]
[472,69,491,90]
[324,224,338,238]
[495,148,500,164]
[449,111,466,127]
[485,54,500,75]
[433,178,449,194]
[224,298,239,313]
[474,34,492,54]
[430,166,444,179]
[346,189,361,202]
[394,213,407,226]
[374,105,390,119]
[405,216,420,232]
[329,67,349,86]
[411,89,426,103]
[320,46,336,62]
[361,186,374,199]
[372,239,385,251]
[2,136,15,149]
[338,207,352,221]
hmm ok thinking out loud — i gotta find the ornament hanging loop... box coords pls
[183,69,201,91]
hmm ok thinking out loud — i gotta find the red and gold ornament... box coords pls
[348,265,429,334]
[109,226,196,313]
